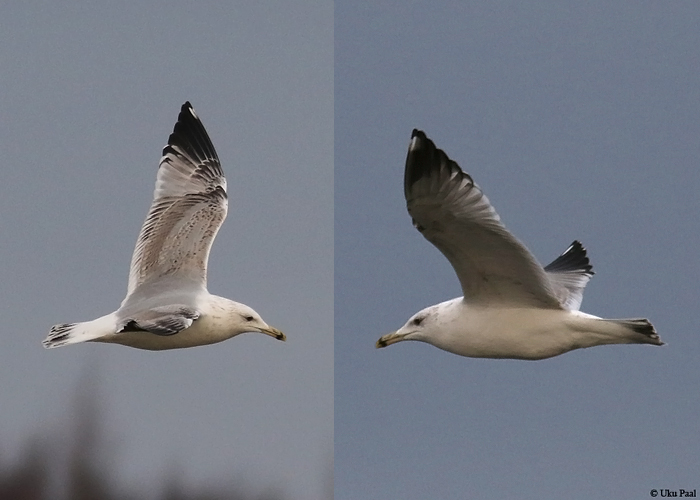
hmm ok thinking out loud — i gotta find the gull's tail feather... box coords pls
[43,314,116,349]
[44,323,81,348]
[605,318,663,346]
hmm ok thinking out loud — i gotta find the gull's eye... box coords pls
[412,317,423,326]
[245,315,254,322]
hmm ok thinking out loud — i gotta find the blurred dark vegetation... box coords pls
[0,374,292,500]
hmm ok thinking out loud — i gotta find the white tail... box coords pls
[43,313,116,349]
[603,318,662,345]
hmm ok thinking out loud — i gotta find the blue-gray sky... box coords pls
[336,2,699,499]
[0,3,332,499]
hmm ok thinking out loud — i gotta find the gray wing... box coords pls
[125,102,227,297]
[404,130,562,309]
[544,240,594,311]
[117,304,200,336]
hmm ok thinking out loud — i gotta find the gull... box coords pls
[44,102,285,350]
[376,129,662,360]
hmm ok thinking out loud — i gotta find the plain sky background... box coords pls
[0,3,332,500]
[336,2,699,499]
[2,2,700,499]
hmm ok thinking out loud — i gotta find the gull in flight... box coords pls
[44,102,285,350]
[376,130,662,360]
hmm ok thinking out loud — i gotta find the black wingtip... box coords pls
[180,101,200,121]
[166,102,219,163]
[544,240,594,276]
[411,128,426,140]
[408,129,431,151]
[174,102,199,131]
[405,129,466,197]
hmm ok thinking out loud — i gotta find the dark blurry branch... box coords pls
[0,367,294,500]
[68,365,116,500]
[0,438,47,500]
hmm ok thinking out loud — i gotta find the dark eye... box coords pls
[245,315,254,322]
[412,317,423,326]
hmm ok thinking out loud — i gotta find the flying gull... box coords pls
[44,102,285,350]
[376,129,662,360]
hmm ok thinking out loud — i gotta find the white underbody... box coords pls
[54,294,256,351]
[94,308,239,350]
[405,298,651,360]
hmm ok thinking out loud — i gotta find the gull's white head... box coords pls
[376,302,448,349]
[213,296,286,341]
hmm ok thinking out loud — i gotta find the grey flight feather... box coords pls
[404,129,563,309]
[126,102,228,298]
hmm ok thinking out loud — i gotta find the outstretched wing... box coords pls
[126,102,227,297]
[404,129,562,309]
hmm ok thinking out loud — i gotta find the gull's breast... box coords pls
[434,306,583,360]
[95,312,235,351]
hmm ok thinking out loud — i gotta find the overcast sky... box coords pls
[336,2,700,499]
[3,2,700,499]
[0,3,332,500]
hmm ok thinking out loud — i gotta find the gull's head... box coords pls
[215,298,286,341]
[376,305,441,349]
[238,304,286,341]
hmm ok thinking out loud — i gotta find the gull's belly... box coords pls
[95,313,235,351]
[438,307,581,360]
